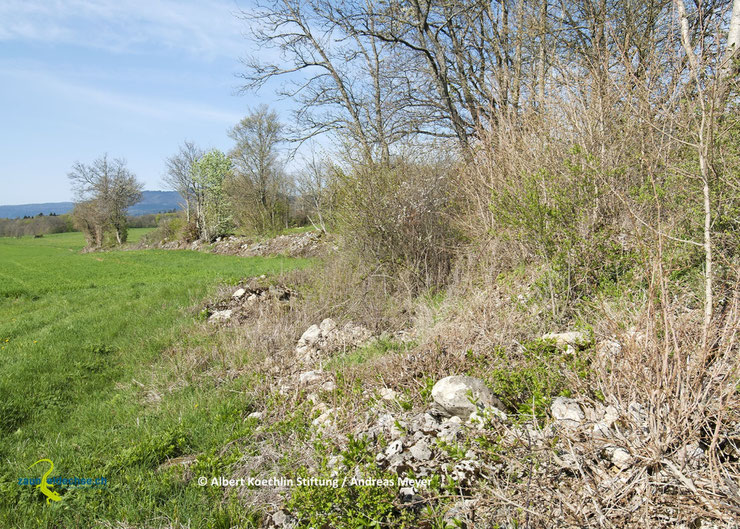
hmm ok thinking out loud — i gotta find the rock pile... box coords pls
[206,282,295,324]
[237,231,324,258]
[348,377,507,489]
[295,318,374,364]
[296,369,727,527]
[142,230,326,258]
[430,375,506,420]
[247,326,735,527]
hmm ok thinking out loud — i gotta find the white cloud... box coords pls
[0,0,251,59]
[1,67,242,124]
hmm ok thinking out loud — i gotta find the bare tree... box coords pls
[295,147,334,233]
[227,105,290,233]
[68,155,143,246]
[239,0,421,165]
[163,141,204,224]
[71,200,107,247]
[674,0,740,350]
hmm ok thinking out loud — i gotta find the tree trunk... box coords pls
[537,0,548,109]
[716,0,740,109]
[675,0,714,350]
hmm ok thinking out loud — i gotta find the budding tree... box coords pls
[193,149,233,241]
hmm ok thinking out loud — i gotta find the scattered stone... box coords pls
[692,518,726,529]
[444,499,477,527]
[438,416,463,443]
[597,339,622,356]
[409,439,432,462]
[398,486,423,504]
[410,413,440,435]
[297,325,321,352]
[295,319,374,363]
[431,375,505,419]
[201,281,296,324]
[380,388,398,401]
[312,408,335,428]
[551,397,585,427]
[208,309,233,323]
[607,446,633,469]
[553,451,580,471]
[677,443,705,467]
[319,318,337,334]
[386,439,404,457]
[628,401,648,428]
[232,288,246,299]
[542,331,588,347]
[593,405,620,436]
[299,370,324,385]
[593,422,611,437]
[603,405,620,427]
[246,411,263,420]
[270,510,292,527]
[467,410,486,429]
[157,455,197,472]
[320,380,336,392]
[390,420,408,439]
[327,455,344,469]
[387,454,411,474]
[451,459,479,484]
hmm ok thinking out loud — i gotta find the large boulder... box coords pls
[431,376,504,419]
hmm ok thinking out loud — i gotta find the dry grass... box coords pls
[130,230,739,528]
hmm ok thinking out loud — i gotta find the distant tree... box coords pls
[227,105,290,233]
[163,141,204,224]
[193,150,233,241]
[68,155,143,246]
[71,200,107,246]
[295,148,334,233]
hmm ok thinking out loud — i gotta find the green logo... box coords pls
[29,459,62,504]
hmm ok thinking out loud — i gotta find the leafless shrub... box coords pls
[333,158,463,293]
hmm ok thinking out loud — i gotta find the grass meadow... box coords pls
[0,230,308,528]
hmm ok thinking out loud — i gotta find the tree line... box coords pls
[64,0,739,351]
[0,214,74,238]
[160,105,300,242]
[235,0,738,344]
[67,105,306,247]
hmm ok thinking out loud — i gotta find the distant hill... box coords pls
[0,191,183,219]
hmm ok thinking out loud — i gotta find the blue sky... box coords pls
[0,0,290,204]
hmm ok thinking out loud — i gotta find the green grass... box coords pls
[278,226,317,236]
[0,230,309,528]
[123,227,154,243]
[325,337,415,370]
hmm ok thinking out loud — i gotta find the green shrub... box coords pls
[489,148,639,313]
[484,339,591,422]
[111,426,190,469]
[288,436,414,528]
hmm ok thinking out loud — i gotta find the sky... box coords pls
[0,0,291,205]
